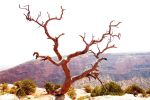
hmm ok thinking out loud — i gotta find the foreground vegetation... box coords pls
[0,79,36,97]
[90,81,124,97]
[0,80,150,99]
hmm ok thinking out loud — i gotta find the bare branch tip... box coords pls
[19,4,21,8]
[33,52,39,59]
[61,6,65,10]
[110,20,115,24]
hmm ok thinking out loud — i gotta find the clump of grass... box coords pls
[14,79,36,97]
[9,86,17,94]
[102,81,124,95]
[67,87,77,100]
[91,81,124,97]
[83,84,93,93]
[0,82,9,95]
[124,84,145,95]
[16,88,26,98]
[44,82,61,95]
[91,86,101,97]
[146,88,150,94]
[77,95,90,100]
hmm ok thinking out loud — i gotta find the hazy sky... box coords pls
[0,0,150,68]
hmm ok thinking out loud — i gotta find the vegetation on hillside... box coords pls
[14,79,36,97]
[0,82,9,95]
[146,88,150,94]
[124,84,145,95]
[44,82,61,95]
[91,81,124,97]
[67,87,77,100]
[83,84,94,93]
[1,81,150,99]
[19,2,121,95]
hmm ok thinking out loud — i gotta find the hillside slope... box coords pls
[0,53,150,88]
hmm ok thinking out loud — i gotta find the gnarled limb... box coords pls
[67,21,121,62]
[20,4,121,95]
[33,52,59,66]
[71,57,106,83]
[19,5,65,61]
[44,6,65,27]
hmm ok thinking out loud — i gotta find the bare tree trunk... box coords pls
[20,4,121,96]
[60,62,72,94]
[55,94,65,100]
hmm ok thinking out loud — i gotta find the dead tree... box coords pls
[19,5,121,95]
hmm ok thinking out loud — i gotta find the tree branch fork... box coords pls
[20,4,121,94]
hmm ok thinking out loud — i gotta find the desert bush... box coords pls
[16,88,26,97]
[44,82,54,93]
[101,81,124,95]
[77,95,90,100]
[0,82,9,94]
[9,86,17,94]
[146,88,150,94]
[83,84,93,93]
[91,86,101,97]
[14,79,36,96]
[14,81,22,88]
[67,87,77,100]
[91,81,124,97]
[54,84,61,90]
[21,79,36,95]
[124,84,145,95]
[44,82,61,94]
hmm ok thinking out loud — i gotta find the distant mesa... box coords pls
[0,52,150,88]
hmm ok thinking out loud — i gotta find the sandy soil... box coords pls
[0,88,150,100]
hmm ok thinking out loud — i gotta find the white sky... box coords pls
[0,0,150,68]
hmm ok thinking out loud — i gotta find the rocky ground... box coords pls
[0,88,150,100]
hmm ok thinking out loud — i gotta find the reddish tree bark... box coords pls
[20,5,121,95]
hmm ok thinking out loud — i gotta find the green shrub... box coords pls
[14,79,36,96]
[91,86,101,97]
[9,87,17,94]
[67,87,77,100]
[21,79,36,95]
[16,88,26,97]
[14,81,22,88]
[0,82,9,94]
[77,95,90,100]
[54,84,61,90]
[91,82,124,97]
[124,84,145,95]
[84,84,93,93]
[101,81,124,95]
[44,82,53,93]
[44,82,61,94]
[146,88,150,94]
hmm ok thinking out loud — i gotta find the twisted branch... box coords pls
[71,57,106,83]
[33,52,60,66]
[20,5,65,61]
[67,21,121,62]
[20,4,121,94]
